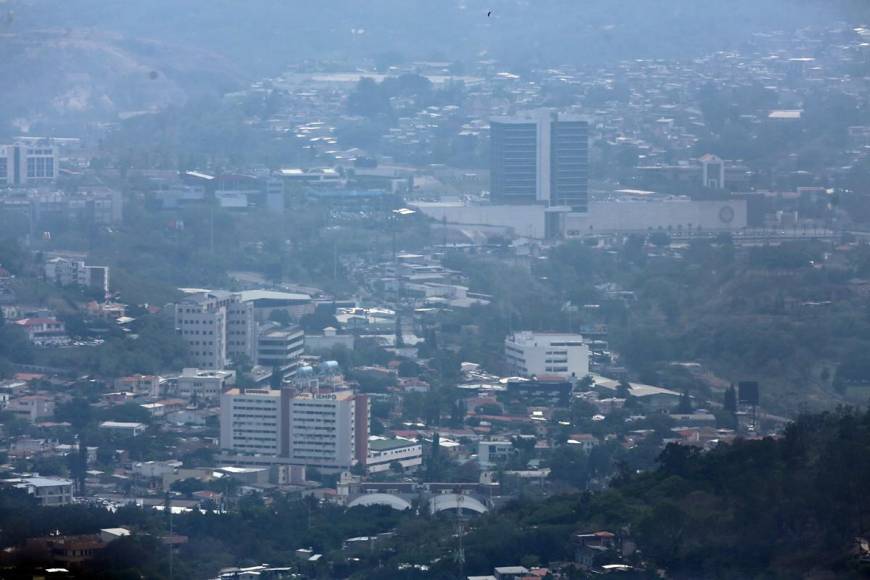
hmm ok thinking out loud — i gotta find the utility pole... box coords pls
[333,238,338,280]
[442,215,447,248]
[165,492,174,580]
[455,495,465,577]
[169,505,174,580]
[209,204,215,255]
[392,216,397,265]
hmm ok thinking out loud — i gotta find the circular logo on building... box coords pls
[718,205,735,223]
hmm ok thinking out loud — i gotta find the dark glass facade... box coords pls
[550,120,588,211]
[490,119,538,204]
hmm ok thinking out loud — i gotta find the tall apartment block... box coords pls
[219,387,369,472]
[490,111,589,211]
[174,291,256,370]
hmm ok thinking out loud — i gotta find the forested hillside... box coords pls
[359,409,870,579]
[1,410,868,579]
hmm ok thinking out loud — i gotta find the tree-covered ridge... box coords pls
[438,238,870,414]
[359,409,870,579]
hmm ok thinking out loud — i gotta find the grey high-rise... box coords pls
[490,118,538,204]
[489,111,588,211]
[549,118,588,211]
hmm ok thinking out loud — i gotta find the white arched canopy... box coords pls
[429,493,488,515]
[347,493,412,511]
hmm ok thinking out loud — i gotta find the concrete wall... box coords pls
[413,199,746,240]
[411,203,547,238]
[563,199,747,236]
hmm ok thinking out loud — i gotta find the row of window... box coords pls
[182,329,216,336]
[26,157,54,178]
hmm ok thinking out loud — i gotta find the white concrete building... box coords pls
[560,198,746,238]
[304,326,355,353]
[2,475,73,506]
[32,188,123,225]
[0,141,58,186]
[45,257,109,294]
[287,390,361,470]
[13,318,68,347]
[256,325,304,369]
[100,528,132,543]
[700,154,725,189]
[44,257,109,294]
[234,290,314,322]
[99,421,147,437]
[504,331,589,379]
[219,388,283,456]
[6,395,55,422]
[219,388,369,471]
[114,375,160,399]
[477,440,514,468]
[411,198,748,240]
[366,437,423,473]
[175,368,236,402]
[132,460,183,479]
[174,291,256,370]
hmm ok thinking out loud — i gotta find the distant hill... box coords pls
[5,0,853,68]
[0,28,243,137]
[0,0,860,134]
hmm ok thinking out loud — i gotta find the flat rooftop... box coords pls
[237,290,312,303]
[368,437,419,451]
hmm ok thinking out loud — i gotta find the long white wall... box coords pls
[413,199,746,240]
[563,199,747,236]
[411,202,547,238]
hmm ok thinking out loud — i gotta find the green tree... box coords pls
[723,384,738,415]
[676,390,693,414]
[547,446,590,488]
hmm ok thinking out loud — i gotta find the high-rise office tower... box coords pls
[490,119,539,204]
[174,291,256,370]
[490,111,588,211]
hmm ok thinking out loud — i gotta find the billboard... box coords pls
[738,381,760,406]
